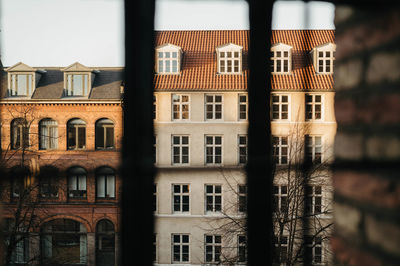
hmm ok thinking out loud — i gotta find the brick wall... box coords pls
[333,4,400,266]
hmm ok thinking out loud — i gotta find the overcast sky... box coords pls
[0,0,334,67]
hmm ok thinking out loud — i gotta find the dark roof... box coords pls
[0,68,123,101]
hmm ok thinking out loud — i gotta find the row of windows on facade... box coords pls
[154,94,323,121]
[155,42,335,74]
[153,184,323,215]
[10,166,116,199]
[155,134,322,166]
[9,118,114,150]
[2,218,115,266]
[152,233,322,264]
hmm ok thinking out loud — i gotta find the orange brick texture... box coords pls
[333,5,400,266]
[0,103,123,233]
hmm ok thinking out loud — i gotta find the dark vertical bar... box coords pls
[122,1,155,266]
[246,1,274,265]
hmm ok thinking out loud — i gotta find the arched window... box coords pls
[96,167,115,199]
[68,167,87,198]
[67,118,86,150]
[11,118,29,150]
[95,119,115,150]
[39,119,58,150]
[41,219,87,265]
[96,219,115,266]
[39,166,59,198]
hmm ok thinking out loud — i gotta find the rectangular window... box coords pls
[272,136,288,165]
[153,95,157,120]
[238,94,248,120]
[238,135,248,165]
[205,95,223,120]
[68,175,87,198]
[271,50,290,74]
[305,94,322,120]
[158,51,179,74]
[10,74,33,96]
[273,236,288,264]
[172,94,189,120]
[273,185,288,213]
[238,185,247,213]
[172,234,189,263]
[272,94,289,120]
[305,135,322,164]
[153,234,157,262]
[153,184,157,212]
[305,236,322,264]
[40,176,58,198]
[205,136,222,165]
[173,184,190,213]
[238,235,247,263]
[317,49,334,74]
[205,185,222,212]
[40,120,58,150]
[205,235,221,263]
[96,175,115,198]
[66,74,88,96]
[172,135,189,165]
[219,50,241,74]
[306,186,322,215]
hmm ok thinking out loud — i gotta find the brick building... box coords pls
[1,30,336,265]
[0,62,123,266]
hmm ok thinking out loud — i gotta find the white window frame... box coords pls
[153,95,157,120]
[238,94,248,120]
[306,185,322,215]
[204,235,221,263]
[65,73,89,96]
[205,184,222,213]
[39,119,58,150]
[205,135,223,165]
[68,174,87,198]
[172,184,190,213]
[216,44,243,74]
[172,234,190,263]
[238,185,247,213]
[272,136,288,165]
[305,94,323,121]
[305,236,323,264]
[238,135,248,165]
[156,44,182,74]
[273,185,288,213]
[153,183,157,213]
[274,235,288,263]
[305,135,322,164]
[205,94,223,120]
[270,44,292,74]
[271,94,290,121]
[172,94,190,121]
[172,135,190,165]
[317,50,335,74]
[238,235,247,263]
[9,73,34,97]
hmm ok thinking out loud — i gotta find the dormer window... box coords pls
[270,43,292,74]
[216,43,243,74]
[155,44,182,74]
[312,43,336,74]
[5,62,37,98]
[66,74,89,96]
[61,62,94,97]
[10,74,33,96]
[317,51,334,73]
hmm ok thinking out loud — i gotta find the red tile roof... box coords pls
[154,30,335,91]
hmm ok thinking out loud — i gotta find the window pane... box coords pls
[165,61,170,72]
[107,176,115,197]
[158,60,163,72]
[78,127,86,149]
[17,75,27,95]
[73,75,83,95]
[97,176,105,197]
[106,127,114,148]
[172,60,178,72]
[172,52,177,58]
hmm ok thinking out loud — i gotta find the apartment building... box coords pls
[153,30,336,265]
[1,30,335,266]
